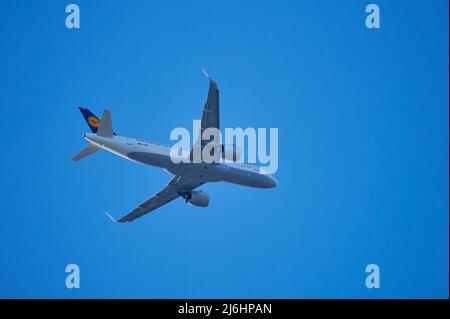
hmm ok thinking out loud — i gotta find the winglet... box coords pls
[201,68,211,79]
[105,212,119,223]
[201,69,218,87]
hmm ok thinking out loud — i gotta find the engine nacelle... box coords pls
[221,144,242,162]
[181,190,210,207]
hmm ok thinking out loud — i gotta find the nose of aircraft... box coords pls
[268,175,278,188]
[261,174,278,188]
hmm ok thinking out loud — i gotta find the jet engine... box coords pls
[221,144,242,162]
[180,190,210,207]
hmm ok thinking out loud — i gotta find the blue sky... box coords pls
[0,0,448,298]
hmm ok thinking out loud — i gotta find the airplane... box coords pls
[73,71,278,223]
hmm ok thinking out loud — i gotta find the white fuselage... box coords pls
[84,133,277,188]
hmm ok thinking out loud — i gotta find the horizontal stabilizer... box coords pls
[72,144,101,161]
[97,109,114,138]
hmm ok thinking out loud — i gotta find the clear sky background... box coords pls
[0,0,448,298]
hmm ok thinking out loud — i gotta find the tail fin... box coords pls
[79,107,101,133]
[72,144,101,161]
[78,107,117,135]
[73,108,114,161]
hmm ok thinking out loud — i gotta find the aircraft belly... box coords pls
[166,163,225,182]
[127,151,173,169]
[219,166,262,187]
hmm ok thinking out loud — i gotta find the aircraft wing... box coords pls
[200,69,220,134]
[190,70,221,161]
[106,176,204,223]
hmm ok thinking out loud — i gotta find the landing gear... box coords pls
[178,191,192,203]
